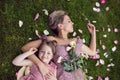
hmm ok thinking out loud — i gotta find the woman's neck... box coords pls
[58,32,68,39]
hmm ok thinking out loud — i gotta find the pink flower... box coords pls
[100,0,106,4]
[98,76,103,80]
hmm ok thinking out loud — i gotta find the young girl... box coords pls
[21,10,96,80]
[12,40,57,80]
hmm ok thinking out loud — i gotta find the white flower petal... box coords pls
[92,20,97,23]
[42,9,49,15]
[102,45,106,50]
[35,30,41,38]
[19,20,23,27]
[104,52,108,58]
[34,13,39,20]
[88,76,94,80]
[106,68,110,71]
[96,60,100,66]
[57,56,63,63]
[95,2,100,7]
[103,34,107,38]
[105,76,109,80]
[28,38,32,40]
[100,59,105,65]
[112,46,117,52]
[78,29,83,34]
[105,7,109,11]
[82,38,86,43]
[108,28,111,32]
[43,30,49,35]
[72,32,77,36]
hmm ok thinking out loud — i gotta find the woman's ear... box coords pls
[58,23,63,30]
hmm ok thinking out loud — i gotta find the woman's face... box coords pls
[38,45,53,64]
[62,15,74,33]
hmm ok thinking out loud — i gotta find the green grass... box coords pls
[0,0,120,80]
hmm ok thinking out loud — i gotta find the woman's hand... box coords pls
[45,72,57,80]
[28,48,38,55]
[87,22,96,35]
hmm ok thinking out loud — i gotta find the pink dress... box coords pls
[53,36,84,80]
[21,62,57,80]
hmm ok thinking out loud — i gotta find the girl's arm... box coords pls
[80,23,96,56]
[12,48,37,66]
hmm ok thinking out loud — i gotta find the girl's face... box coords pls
[38,45,53,64]
[62,15,74,33]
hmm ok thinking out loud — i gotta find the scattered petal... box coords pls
[57,56,63,63]
[100,0,106,4]
[114,28,119,32]
[34,13,39,21]
[66,46,72,51]
[105,7,109,11]
[42,9,49,15]
[103,34,107,38]
[82,38,86,43]
[106,68,110,71]
[96,60,100,66]
[100,59,105,65]
[108,28,111,32]
[105,76,109,80]
[78,29,83,34]
[93,7,101,12]
[92,20,97,23]
[104,52,108,58]
[96,49,100,53]
[72,32,77,36]
[112,46,117,52]
[102,27,105,31]
[43,30,49,35]
[102,45,106,50]
[35,30,41,38]
[19,20,23,27]
[15,72,18,77]
[28,38,32,40]
[110,58,113,62]
[114,40,118,45]
[88,76,94,80]
[95,2,100,7]
[91,54,100,59]
[97,76,103,80]
[99,40,102,45]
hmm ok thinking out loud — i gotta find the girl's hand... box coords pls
[28,48,38,55]
[87,22,96,35]
[45,72,57,80]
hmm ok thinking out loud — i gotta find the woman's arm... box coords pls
[80,23,96,56]
[12,48,37,66]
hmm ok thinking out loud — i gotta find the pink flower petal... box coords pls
[100,0,106,4]
[114,28,119,32]
[114,40,118,45]
[34,13,39,21]
[97,76,103,80]
[105,76,109,80]
[102,45,106,50]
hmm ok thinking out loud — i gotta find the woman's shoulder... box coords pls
[47,36,56,41]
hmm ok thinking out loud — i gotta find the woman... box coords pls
[13,40,57,80]
[21,10,96,80]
